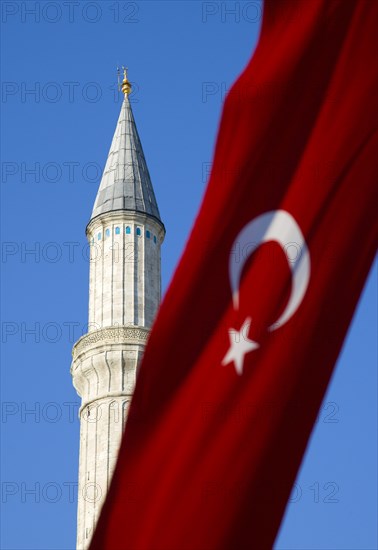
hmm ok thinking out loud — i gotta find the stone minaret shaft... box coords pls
[71,71,165,550]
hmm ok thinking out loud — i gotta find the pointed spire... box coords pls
[90,76,161,222]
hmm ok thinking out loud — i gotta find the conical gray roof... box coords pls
[91,94,161,221]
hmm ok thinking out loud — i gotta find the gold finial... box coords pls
[118,65,131,95]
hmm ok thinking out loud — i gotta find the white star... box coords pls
[222,317,259,375]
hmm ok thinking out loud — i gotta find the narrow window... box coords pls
[97,232,101,241]
[153,235,157,244]
[105,228,110,238]
[146,230,150,239]
[136,227,141,236]
[126,226,131,234]
[115,227,120,235]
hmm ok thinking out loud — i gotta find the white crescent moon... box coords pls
[230,210,310,331]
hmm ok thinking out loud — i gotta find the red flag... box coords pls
[91,1,378,548]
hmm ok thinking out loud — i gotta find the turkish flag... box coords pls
[91,1,378,549]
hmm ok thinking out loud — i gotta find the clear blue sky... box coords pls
[1,2,376,549]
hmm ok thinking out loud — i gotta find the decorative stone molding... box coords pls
[86,209,165,241]
[72,325,149,359]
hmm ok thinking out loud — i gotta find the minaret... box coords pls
[71,69,165,550]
